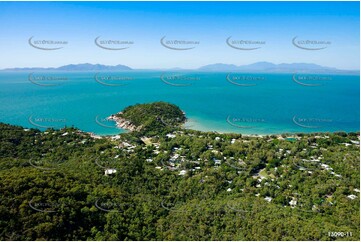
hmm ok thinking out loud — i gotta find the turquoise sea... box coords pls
[0,71,359,135]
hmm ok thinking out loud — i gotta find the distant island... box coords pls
[1,62,359,74]
[197,62,358,74]
[1,63,132,72]
[108,102,186,134]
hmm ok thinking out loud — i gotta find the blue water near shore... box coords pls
[0,71,359,135]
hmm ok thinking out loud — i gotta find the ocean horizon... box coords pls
[0,71,359,136]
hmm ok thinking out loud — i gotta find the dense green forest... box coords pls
[0,102,359,240]
[114,102,186,135]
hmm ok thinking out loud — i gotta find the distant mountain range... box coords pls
[2,63,132,72]
[197,62,358,74]
[2,62,359,74]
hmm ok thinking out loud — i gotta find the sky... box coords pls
[0,1,359,70]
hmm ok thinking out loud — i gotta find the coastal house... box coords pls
[347,194,357,200]
[264,197,272,202]
[351,140,360,145]
[320,163,333,171]
[110,135,121,141]
[105,169,117,176]
[289,198,297,207]
[179,170,186,176]
[166,133,176,138]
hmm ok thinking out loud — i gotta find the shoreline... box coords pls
[87,117,359,139]
[107,112,142,132]
[0,120,358,139]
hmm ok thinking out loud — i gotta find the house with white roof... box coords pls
[105,169,117,176]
